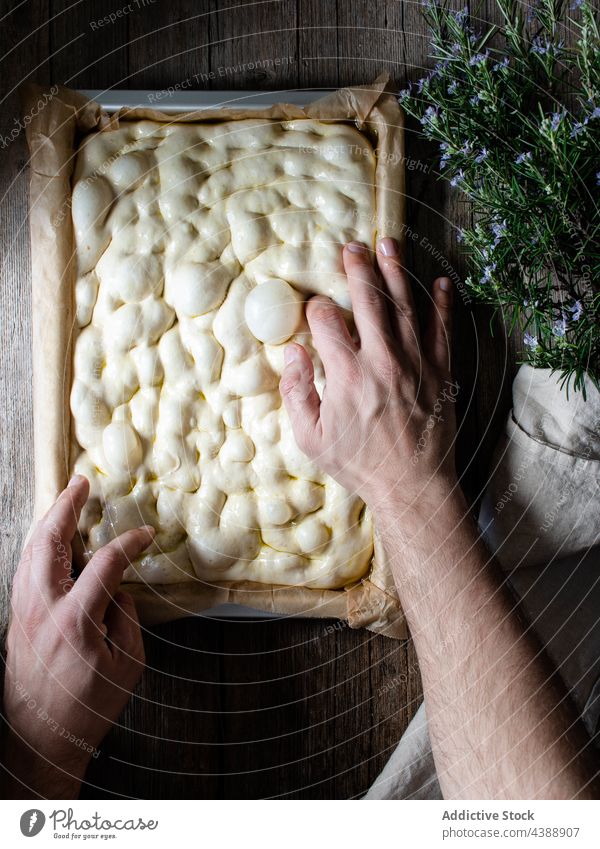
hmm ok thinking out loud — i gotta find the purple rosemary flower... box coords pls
[469,94,480,106]
[571,121,586,138]
[571,0,584,8]
[453,6,469,24]
[475,147,489,163]
[448,79,459,95]
[532,37,564,55]
[397,87,411,102]
[433,59,450,75]
[591,106,600,119]
[450,169,465,187]
[469,52,488,66]
[552,317,568,337]
[550,111,563,131]
[515,151,532,164]
[570,301,583,321]
[439,141,451,169]
[524,332,539,349]
[597,171,600,186]
[491,219,507,244]
[493,56,510,71]
[420,105,440,126]
[481,263,497,282]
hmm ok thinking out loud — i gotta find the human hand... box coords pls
[279,238,458,518]
[3,475,153,798]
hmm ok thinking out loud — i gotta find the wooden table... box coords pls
[0,0,517,798]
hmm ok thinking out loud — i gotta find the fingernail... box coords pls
[68,474,86,488]
[438,278,452,292]
[378,237,399,257]
[284,345,299,365]
[140,524,155,537]
[346,241,367,253]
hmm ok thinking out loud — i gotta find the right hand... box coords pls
[279,238,459,517]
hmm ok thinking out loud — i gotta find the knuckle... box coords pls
[359,283,384,309]
[279,373,299,397]
[93,543,125,571]
[31,536,58,560]
[61,600,91,641]
[123,629,144,658]
[294,426,317,458]
[381,254,402,271]
[307,298,341,327]
[435,300,452,321]
[396,302,417,322]
[340,354,362,384]
[18,544,33,568]
[373,352,403,384]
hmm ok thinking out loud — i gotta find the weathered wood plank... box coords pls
[49,0,129,89]
[128,0,213,91]
[297,0,339,89]
[0,0,51,641]
[208,0,298,91]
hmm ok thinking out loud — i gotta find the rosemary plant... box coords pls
[400,0,600,394]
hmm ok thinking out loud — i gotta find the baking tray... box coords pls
[76,88,330,620]
[78,88,329,112]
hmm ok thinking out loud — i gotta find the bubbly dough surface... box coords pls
[70,117,376,588]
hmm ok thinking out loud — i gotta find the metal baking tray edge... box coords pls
[78,88,329,113]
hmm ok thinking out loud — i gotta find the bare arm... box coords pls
[378,492,598,799]
[280,238,599,799]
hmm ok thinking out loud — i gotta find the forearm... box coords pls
[1,726,87,799]
[376,488,599,799]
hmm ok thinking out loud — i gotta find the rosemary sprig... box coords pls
[400,0,600,395]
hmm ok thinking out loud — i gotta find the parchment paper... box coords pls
[23,77,407,638]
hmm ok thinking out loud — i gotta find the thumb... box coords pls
[279,343,322,457]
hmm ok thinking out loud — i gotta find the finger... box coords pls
[104,591,144,663]
[69,526,155,625]
[343,242,391,349]
[424,277,454,373]
[376,238,421,351]
[24,475,90,597]
[280,343,322,457]
[305,294,356,374]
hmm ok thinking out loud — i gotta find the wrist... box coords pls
[369,480,486,597]
[2,726,90,799]
[367,473,463,529]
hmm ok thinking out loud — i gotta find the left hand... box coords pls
[3,475,153,798]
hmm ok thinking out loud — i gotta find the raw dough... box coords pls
[244,278,304,345]
[70,118,376,588]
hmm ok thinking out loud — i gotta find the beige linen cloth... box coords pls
[366,365,600,799]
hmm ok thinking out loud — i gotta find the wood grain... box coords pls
[0,0,515,798]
